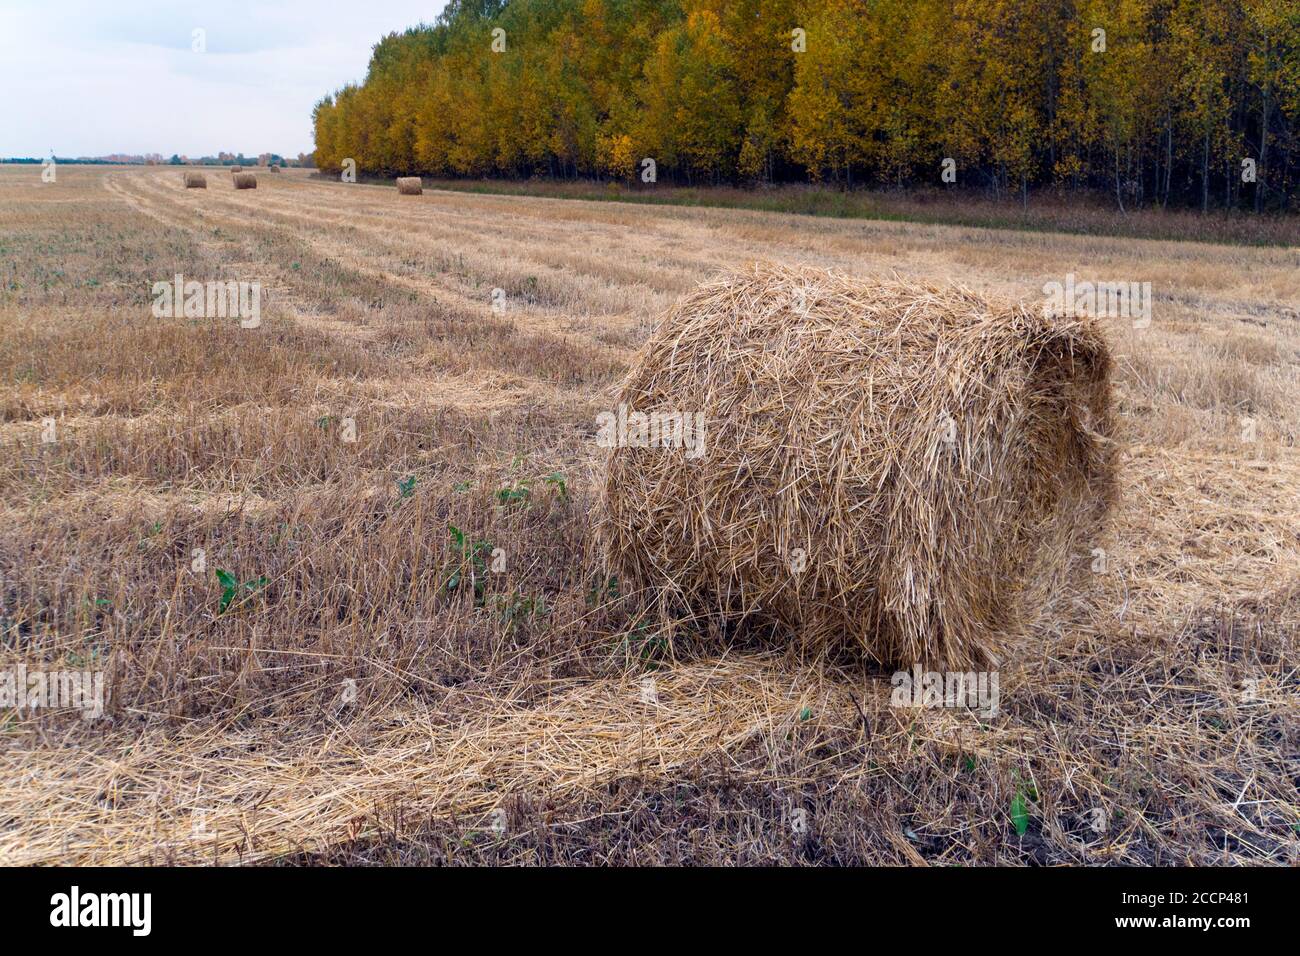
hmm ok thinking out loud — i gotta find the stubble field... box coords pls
[0,163,1296,865]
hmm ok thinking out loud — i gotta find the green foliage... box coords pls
[494,590,548,632]
[617,622,669,666]
[541,471,567,500]
[1011,776,1038,836]
[586,575,620,607]
[495,483,530,506]
[1011,789,1029,836]
[215,569,269,614]
[445,524,494,607]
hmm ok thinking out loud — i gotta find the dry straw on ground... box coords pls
[182,171,207,189]
[233,173,257,190]
[396,176,423,196]
[601,264,1117,669]
[0,657,826,865]
[1,165,1293,866]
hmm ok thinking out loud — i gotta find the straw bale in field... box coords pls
[599,265,1117,668]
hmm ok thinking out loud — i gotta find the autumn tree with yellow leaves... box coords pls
[313,0,1300,210]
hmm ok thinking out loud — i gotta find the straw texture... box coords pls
[600,264,1117,668]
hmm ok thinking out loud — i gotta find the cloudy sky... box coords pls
[0,1,446,158]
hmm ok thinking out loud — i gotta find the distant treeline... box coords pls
[312,0,1300,211]
[2,158,118,165]
[2,154,308,166]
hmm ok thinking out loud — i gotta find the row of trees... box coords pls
[312,0,1300,210]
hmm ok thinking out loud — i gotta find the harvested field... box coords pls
[0,164,1297,866]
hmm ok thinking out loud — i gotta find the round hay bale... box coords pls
[269,165,281,173]
[230,165,243,173]
[598,264,1117,669]
[395,176,423,196]
[232,173,257,190]
[183,171,207,189]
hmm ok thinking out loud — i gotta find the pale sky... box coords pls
[0,1,447,158]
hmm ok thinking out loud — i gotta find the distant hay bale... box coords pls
[232,173,257,190]
[230,165,242,173]
[269,165,281,173]
[396,176,423,195]
[183,171,207,189]
[598,264,1117,669]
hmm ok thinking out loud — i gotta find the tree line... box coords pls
[312,0,1300,211]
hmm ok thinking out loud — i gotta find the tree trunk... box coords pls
[1114,147,1126,213]
[1170,113,1180,208]
[1257,88,1270,213]
[1202,129,1210,213]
